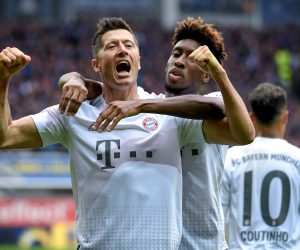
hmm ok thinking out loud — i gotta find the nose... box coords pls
[118,43,128,55]
[174,56,185,68]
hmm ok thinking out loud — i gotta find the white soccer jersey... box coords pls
[30,88,204,250]
[179,92,228,250]
[222,137,300,249]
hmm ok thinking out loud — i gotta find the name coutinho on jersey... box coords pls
[240,230,288,243]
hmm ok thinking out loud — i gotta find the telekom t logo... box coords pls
[96,140,120,169]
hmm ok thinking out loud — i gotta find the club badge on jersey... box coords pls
[142,117,159,131]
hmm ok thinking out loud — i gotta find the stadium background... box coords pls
[0,0,299,249]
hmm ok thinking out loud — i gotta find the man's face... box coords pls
[165,39,206,94]
[92,29,141,90]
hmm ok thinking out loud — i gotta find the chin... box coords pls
[167,81,181,88]
[166,78,176,85]
[113,81,134,90]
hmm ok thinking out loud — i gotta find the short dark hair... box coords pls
[172,17,227,64]
[249,82,287,125]
[92,17,137,57]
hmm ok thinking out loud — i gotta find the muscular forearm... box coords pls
[6,100,12,125]
[139,95,225,120]
[213,70,255,144]
[0,77,11,143]
[93,95,225,132]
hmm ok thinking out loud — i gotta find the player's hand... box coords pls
[91,100,142,132]
[189,45,222,75]
[59,77,88,116]
[0,47,31,80]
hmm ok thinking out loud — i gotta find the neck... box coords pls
[254,114,287,139]
[164,82,198,97]
[102,84,139,103]
[255,125,285,139]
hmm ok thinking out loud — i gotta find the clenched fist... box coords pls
[0,47,31,80]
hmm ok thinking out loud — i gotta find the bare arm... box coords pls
[0,47,42,149]
[57,72,226,129]
[58,72,102,115]
[90,95,225,132]
[189,45,255,145]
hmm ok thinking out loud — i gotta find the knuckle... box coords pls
[115,106,122,113]
[99,112,106,119]
[70,97,79,103]
[61,96,70,102]
[80,86,88,93]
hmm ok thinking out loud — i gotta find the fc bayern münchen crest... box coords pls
[142,117,158,131]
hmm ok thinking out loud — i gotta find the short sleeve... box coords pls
[30,105,68,148]
[175,117,204,148]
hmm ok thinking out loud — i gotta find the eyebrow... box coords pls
[172,46,193,54]
[105,39,135,46]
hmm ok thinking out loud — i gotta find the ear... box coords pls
[249,112,258,135]
[202,73,210,83]
[250,112,255,123]
[92,59,101,72]
[282,110,289,125]
[138,55,141,70]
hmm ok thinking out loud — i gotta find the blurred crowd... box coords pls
[1,18,300,147]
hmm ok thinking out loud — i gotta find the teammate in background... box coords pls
[0,17,254,249]
[221,82,300,249]
[59,17,254,249]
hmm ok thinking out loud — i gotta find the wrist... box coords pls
[0,76,11,89]
[138,99,160,114]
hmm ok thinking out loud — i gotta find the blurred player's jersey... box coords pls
[30,87,204,250]
[222,137,300,249]
[179,92,228,250]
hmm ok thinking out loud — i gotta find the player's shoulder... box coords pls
[226,144,247,156]
[263,137,300,155]
[224,144,249,170]
[204,91,222,98]
[40,104,60,114]
[283,140,300,155]
[137,86,164,99]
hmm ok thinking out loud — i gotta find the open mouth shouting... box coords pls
[116,60,131,77]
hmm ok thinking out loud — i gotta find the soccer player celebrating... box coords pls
[0,17,254,249]
[58,17,255,249]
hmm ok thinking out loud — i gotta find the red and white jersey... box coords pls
[222,137,300,249]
